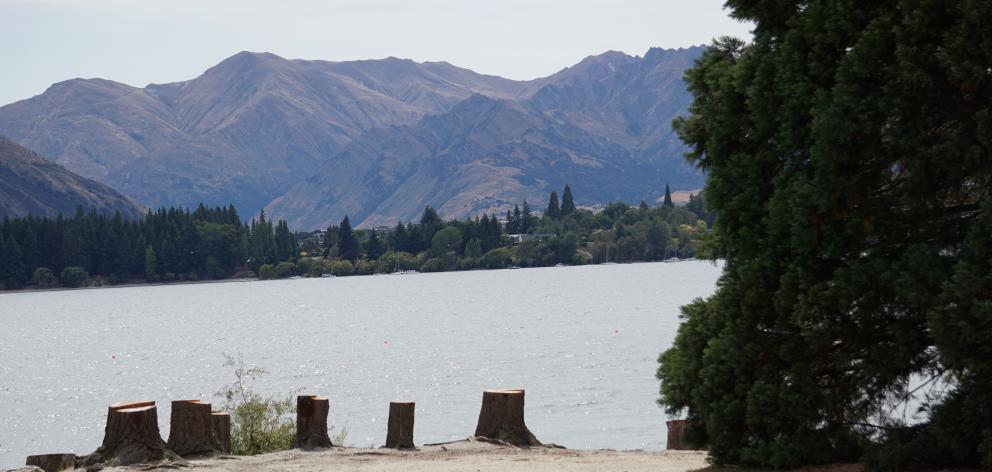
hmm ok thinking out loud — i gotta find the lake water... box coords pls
[0,261,722,468]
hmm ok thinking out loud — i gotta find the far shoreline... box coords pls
[0,259,709,296]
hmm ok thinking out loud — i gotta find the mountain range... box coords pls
[0,47,704,228]
[0,135,144,219]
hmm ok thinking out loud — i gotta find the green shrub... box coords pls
[217,354,347,455]
[378,252,417,272]
[459,257,479,270]
[304,259,332,277]
[330,260,354,276]
[257,264,273,280]
[464,238,483,259]
[571,252,591,265]
[480,248,511,269]
[273,262,296,279]
[420,257,447,273]
[218,354,295,455]
[355,259,377,275]
[60,266,89,288]
[204,256,227,279]
[31,267,59,288]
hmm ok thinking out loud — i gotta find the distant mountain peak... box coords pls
[572,50,637,69]
[643,45,706,63]
[0,47,705,224]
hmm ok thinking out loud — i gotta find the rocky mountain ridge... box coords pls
[0,47,705,227]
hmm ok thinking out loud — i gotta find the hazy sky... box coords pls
[0,0,751,106]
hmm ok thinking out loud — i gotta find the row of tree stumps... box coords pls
[24,388,544,472]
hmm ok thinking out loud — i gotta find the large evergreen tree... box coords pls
[337,216,360,262]
[662,184,674,208]
[274,220,295,262]
[521,201,534,233]
[419,206,443,247]
[561,184,576,215]
[144,245,157,280]
[1,234,27,288]
[364,229,384,261]
[658,1,992,469]
[546,191,561,219]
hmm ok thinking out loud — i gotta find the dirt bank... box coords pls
[98,441,709,472]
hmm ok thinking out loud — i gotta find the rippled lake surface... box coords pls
[0,261,722,467]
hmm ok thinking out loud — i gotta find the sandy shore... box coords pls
[96,441,709,472]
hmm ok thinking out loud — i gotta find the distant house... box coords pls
[508,233,556,244]
[368,225,394,234]
[298,229,325,245]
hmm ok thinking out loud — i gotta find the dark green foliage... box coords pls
[59,266,89,288]
[464,238,483,259]
[1,234,27,288]
[144,246,157,281]
[420,257,447,273]
[685,193,714,227]
[31,267,58,288]
[561,184,577,215]
[354,259,377,275]
[0,204,299,289]
[659,1,992,469]
[546,192,561,219]
[249,210,277,266]
[329,259,354,276]
[480,248,512,269]
[364,229,384,261]
[337,216,360,262]
[256,264,274,280]
[378,251,417,273]
[430,226,461,258]
[274,220,296,262]
[662,184,674,208]
[507,205,523,234]
[643,220,672,260]
[520,201,535,233]
[272,262,296,279]
[512,233,578,267]
[419,206,443,248]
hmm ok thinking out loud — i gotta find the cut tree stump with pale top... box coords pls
[473,389,542,446]
[167,400,215,456]
[294,395,333,449]
[80,400,169,466]
[211,411,232,454]
[24,453,75,472]
[385,401,415,449]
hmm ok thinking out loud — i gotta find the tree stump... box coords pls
[88,400,167,465]
[166,400,214,456]
[25,454,75,472]
[666,419,690,450]
[293,395,333,449]
[473,389,541,446]
[210,411,232,454]
[384,401,415,449]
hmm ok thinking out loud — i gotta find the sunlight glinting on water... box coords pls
[0,261,721,467]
